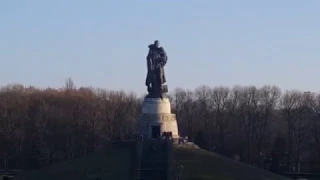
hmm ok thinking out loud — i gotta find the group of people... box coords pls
[137,132,173,140]
[178,136,188,144]
[161,131,173,140]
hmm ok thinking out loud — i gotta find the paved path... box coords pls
[136,139,171,180]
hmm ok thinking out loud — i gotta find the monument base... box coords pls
[135,97,179,139]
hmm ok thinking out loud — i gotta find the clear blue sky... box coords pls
[1,0,320,93]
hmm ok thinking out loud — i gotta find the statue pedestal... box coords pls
[136,97,179,139]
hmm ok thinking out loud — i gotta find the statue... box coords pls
[145,40,168,98]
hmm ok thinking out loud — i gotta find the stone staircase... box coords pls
[134,139,172,180]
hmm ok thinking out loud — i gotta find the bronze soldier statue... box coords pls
[145,40,168,98]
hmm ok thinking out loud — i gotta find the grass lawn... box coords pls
[173,146,291,180]
[15,146,133,180]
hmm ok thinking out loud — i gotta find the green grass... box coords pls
[173,146,291,180]
[13,143,293,180]
[15,147,133,180]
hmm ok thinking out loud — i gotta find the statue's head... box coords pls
[154,40,160,48]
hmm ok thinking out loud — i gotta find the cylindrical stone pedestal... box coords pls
[142,98,171,114]
[136,97,179,139]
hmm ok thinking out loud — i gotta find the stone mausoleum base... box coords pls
[136,97,179,139]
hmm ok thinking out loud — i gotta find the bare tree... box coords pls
[280,91,301,171]
[238,86,262,163]
[65,77,76,90]
[171,88,187,123]
[195,86,213,150]
[183,90,196,140]
[312,94,320,159]
[210,86,230,153]
[255,86,281,157]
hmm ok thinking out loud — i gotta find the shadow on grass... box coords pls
[173,147,291,180]
[15,146,133,180]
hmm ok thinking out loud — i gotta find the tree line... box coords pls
[173,85,320,173]
[0,79,319,173]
